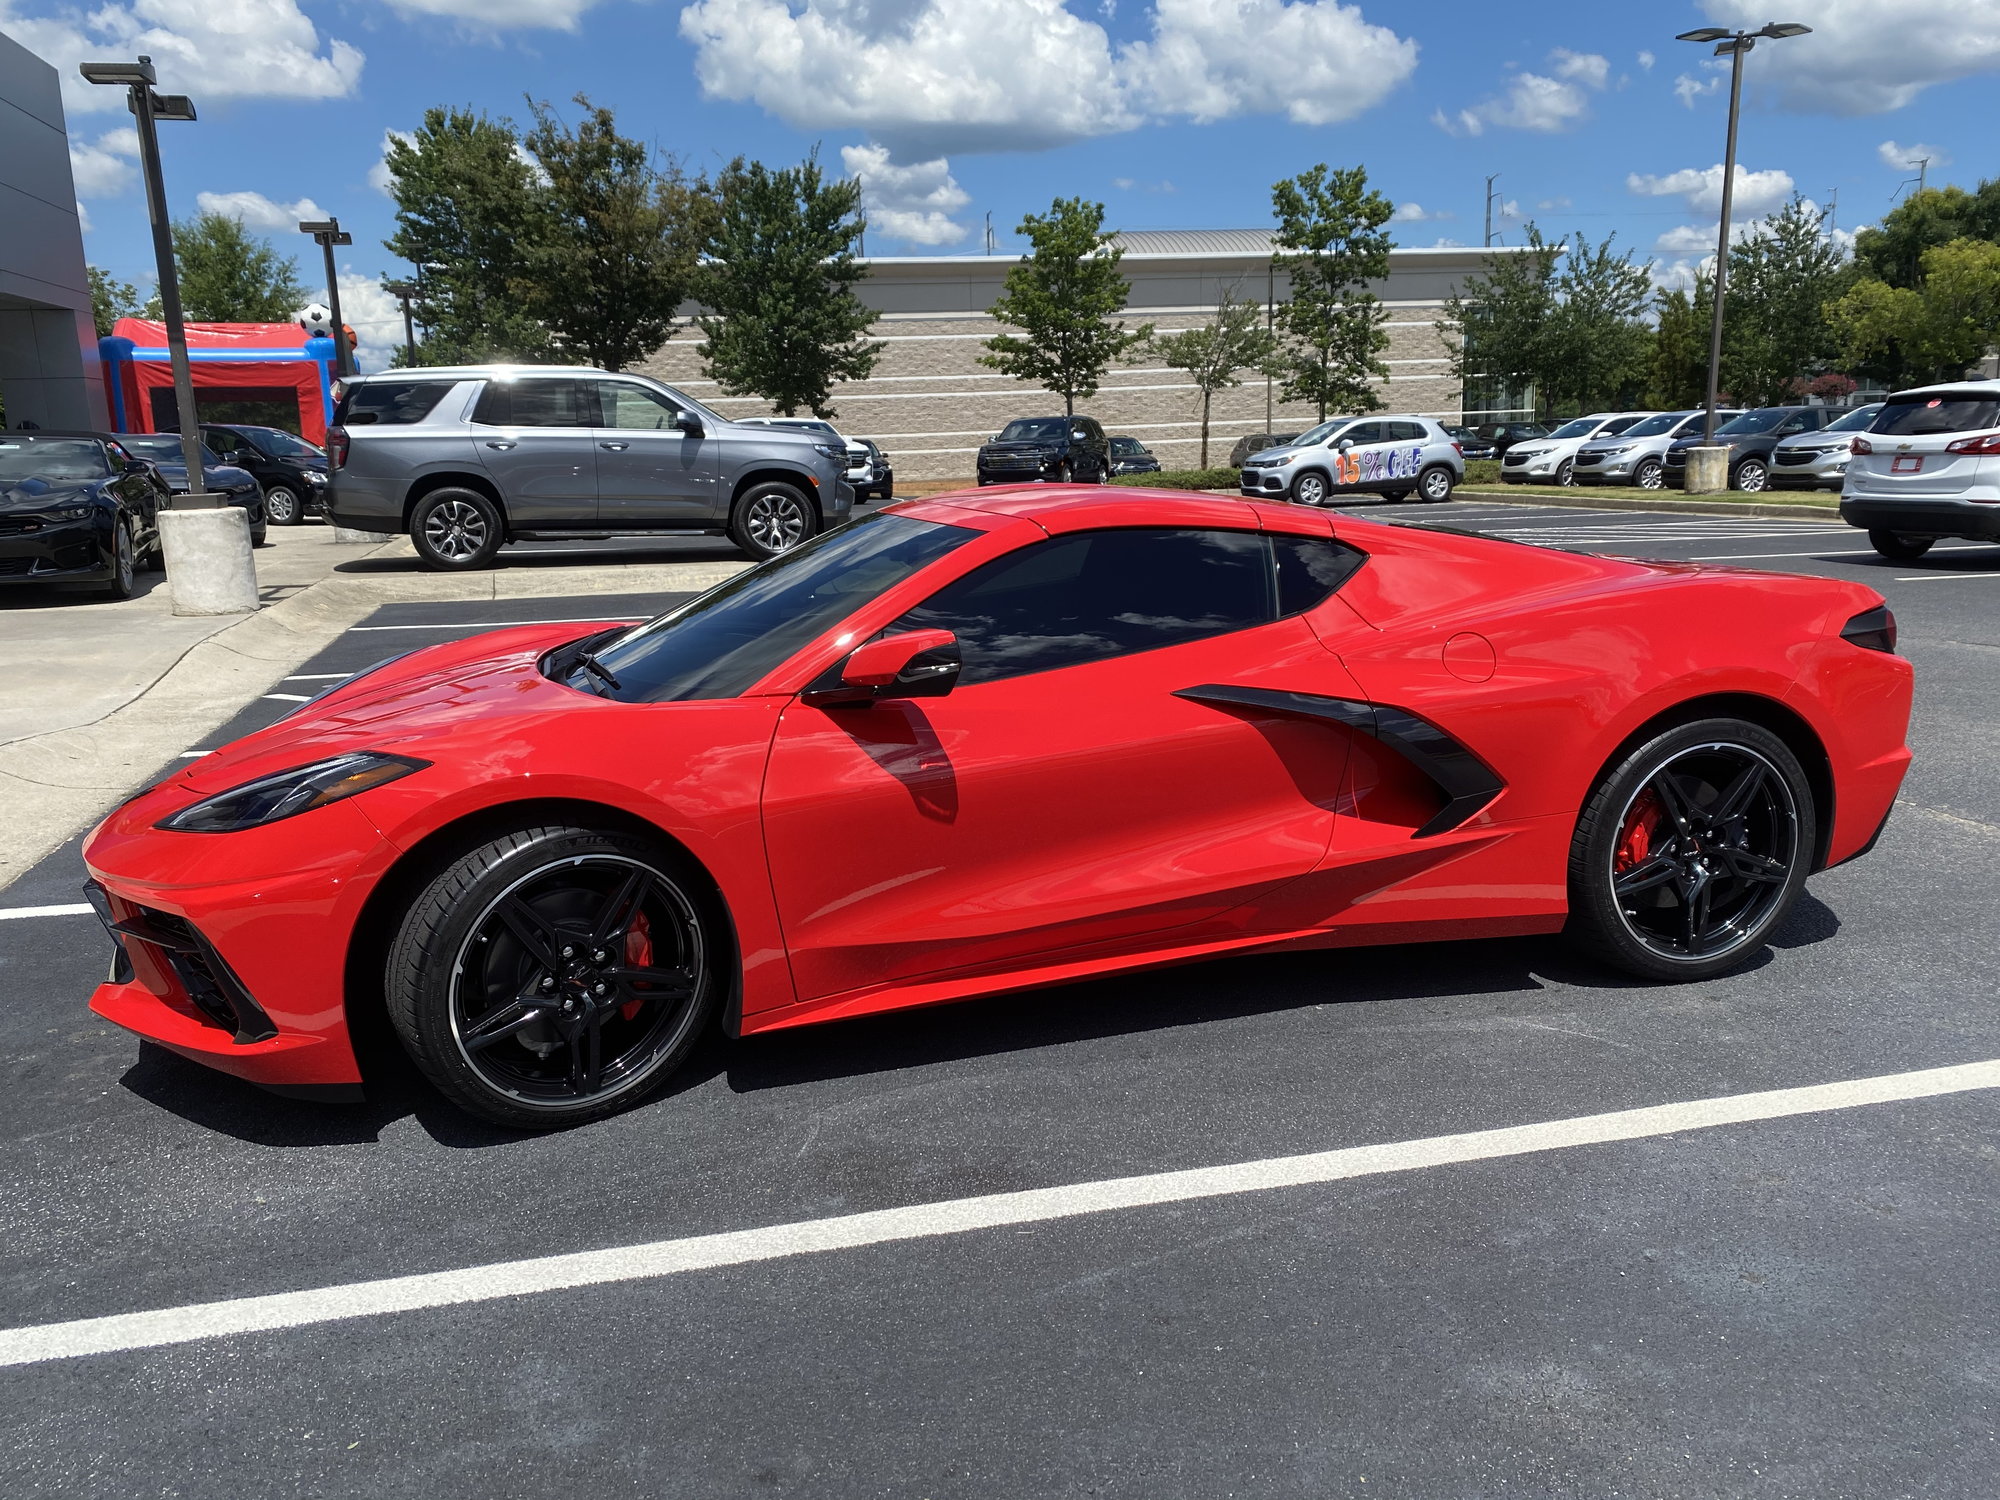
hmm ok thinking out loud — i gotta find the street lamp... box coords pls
[380,278,419,367]
[298,218,354,378]
[82,56,259,616]
[1675,21,1813,457]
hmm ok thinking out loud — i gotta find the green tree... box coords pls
[696,153,880,417]
[520,95,716,372]
[88,265,140,336]
[144,212,306,322]
[1648,280,1711,409]
[1720,197,1854,407]
[382,106,551,364]
[1269,163,1393,420]
[1151,288,1277,467]
[1854,182,2000,289]
[982,198,1149,416]
[1437,227,1559,419]
[1539,231,1653,416]
[1827,237,2000,387]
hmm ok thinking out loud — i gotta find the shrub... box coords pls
[1107,468,1241,491]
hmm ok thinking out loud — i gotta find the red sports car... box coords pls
[82,489,1912,1127]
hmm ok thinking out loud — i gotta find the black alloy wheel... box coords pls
[729,481,817,560]
[411,487,504,571]
[1634,458,1665,490]
[101,519,138,601]
[1566,718,1813,982]
[388,825,721,1128]
[1418,463,1455,503]
[1867,529,1934,562]
[1291,470,1329,506]
[264,484,303,525]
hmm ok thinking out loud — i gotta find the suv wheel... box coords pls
[1417,464,1455,503]
[1634,458,1665,489]
[730,481,817,560]
[1867,530,1934,562]
[1555,458,1575,486]
[264,484,303,525]
[411,488,504,571]
[1732,458,1769,492]
[1291,471,1329,506]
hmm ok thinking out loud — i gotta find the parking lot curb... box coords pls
[1455,486,1842,522]
[0,548,749,895]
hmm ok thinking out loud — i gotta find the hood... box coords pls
[153,461,255,490]
[982,439,1060,454]
[1246,443,1306,463]
[1776,431,1848,451]
[0,476,98,510]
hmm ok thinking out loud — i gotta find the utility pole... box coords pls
[1911,156,1930,196]
[381,278,418,367]
[1484,174,1500,248]
[984,212,995,255]
[1266,260,1276,430]
[299,218,354,378]
[1825,186,1838,237]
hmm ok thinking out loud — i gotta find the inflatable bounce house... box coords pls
[99,306,354,443]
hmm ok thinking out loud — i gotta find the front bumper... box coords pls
[1839,495,2000,541]
[0,514,114,582]
[1239,468,1291,496]
[1500,455,1563,483]
[1770,452,1849,489]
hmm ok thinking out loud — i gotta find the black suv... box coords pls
[201,423,329,526]
[1662,407,1842,492]
[977,416,1112,485]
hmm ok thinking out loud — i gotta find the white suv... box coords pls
[1841,381,2000,560]
[1501,412,1654,486]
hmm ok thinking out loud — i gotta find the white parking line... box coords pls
[347,616,639,633]
[0,903,94,921]
[177,751,210,759]
[1,1055,1992,1369]
[282,673,353,682]
[1896,571,2000,582]
[262,693,312,703]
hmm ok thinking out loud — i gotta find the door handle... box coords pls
[484,440,517,450]
[599,442,629,451]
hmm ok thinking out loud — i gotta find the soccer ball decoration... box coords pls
[296,303,335,335]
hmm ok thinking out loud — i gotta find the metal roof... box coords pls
[1107,229,1278,255]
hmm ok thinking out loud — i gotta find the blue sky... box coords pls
[11,0,1993,365]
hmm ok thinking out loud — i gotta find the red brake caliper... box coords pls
[1614,788,1663,874]
[621,910,652,1021]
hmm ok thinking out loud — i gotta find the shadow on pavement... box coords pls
[334,540,749,575]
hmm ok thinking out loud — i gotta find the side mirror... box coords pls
[804,629,960,707]
[674,410,704,436]
[123,458,150,475]
[1337,438,1355,452]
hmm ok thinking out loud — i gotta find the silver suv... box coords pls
[1238,414,1464,506]
[325,366,853,570]
[1572,409,1738,489]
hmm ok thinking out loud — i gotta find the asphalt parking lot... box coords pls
[1,497,1996,1497]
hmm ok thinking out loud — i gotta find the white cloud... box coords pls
[1431,236,1465,248]
[1700,0,2000,114]
[1628,164,1795,218]
[1433,48,1609,135]
[1656,223,1723,259]
[1392,202,1453,222]
[0,0,362,115]
[315,271,407,375]
[78,202,94,233]
[195,190,327,232]
[1537,196,1571,210]
[1637,49,1655,72]
[68,127,139,198]
[842,143,970,247]
[1876,139,1950,171]
[368,130,417,197]
[1673,69,1722,108]
[375,0,604,29]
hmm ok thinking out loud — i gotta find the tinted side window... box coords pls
[337,381,452,427]
[894,528,1275,686]
[1389,421,1428,442]
[1341,422,1387,445]
[1274,537,1366,616]
[591,381,683,431]
[471,379,587,428]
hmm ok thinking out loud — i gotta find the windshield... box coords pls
[1715,409,1795,435]
[1547,418,1603,440]
[1821,405,1882,434]
[582,513,976,702]
[248,428,324,459]
[0,439,110,482]
[998,419,1069,442]
[1292,419,1355,447]
[1620,412,1690,438]
[1872,392,2000,436]
[1110,437,1144,456]
[119,434,194,462]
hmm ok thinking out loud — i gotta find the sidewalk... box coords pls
[0,529,747,894]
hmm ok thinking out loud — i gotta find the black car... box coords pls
[201,422,329,526]
[1108,435,1162,476]
[1444,424,1497,460]
[846,438,895,502]
[0,431,166,601]
[1469,421,1550,458]
[977,416,1112,485]
[117,433,268,545]
[1661,407,1843,492]
[1226,431,1303,468]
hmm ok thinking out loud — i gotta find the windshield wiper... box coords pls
[576,650,623,696]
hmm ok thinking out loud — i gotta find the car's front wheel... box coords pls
[1291,470,1329,506]
[1732,458,1769,492]
[1565,717,1814,983]
[264,484,304,525]
[1634,458,1665,489]
[1554,458,1575,486]
[729,481,817,560]
[1417,464,1456,503]
[100,518,138,601]
[1867,530,1933,562]
[386,825,723,1129]
[411,488,504,571]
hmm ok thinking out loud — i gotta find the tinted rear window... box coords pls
[1715,409,1798,436]
[337,380,452,427]
[1872,392,2000,437]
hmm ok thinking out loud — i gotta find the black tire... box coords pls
[410,487,504,571]
[1380,489,1410,503]
[1291,470,1330,506]
[264,484,304,525]
[100,519,138,601]
[1634,458,1664,490]
[1732,458,1769,492]
[386,824,723,1129]
[1055,460,1075,484]
[249,510,268,547]
[138,523,164,572]
[728,481,817,560]
[1555,458,1575,487]
[1417,463,1456,503]
[1867,529,1933,562]
[1565,717,1815,983]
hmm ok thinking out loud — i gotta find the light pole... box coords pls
[299,218,354,378]
[381,278,419,367]
[1675,21,1812,455]
[82,56,258,615]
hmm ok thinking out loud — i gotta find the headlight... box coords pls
[157,752,428,832]
[301,470,328,485]
[52,504,93,521]
[812,442,845,461]
[1603,444,1634,456]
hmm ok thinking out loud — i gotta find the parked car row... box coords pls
[1496,404,1883,492]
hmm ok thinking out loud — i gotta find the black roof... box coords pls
[0,430,120,442]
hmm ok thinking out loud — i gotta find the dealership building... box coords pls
[642,230,1525,480]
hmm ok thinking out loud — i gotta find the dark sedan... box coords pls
[118,433,267,544]
[1109,435,1162,476]
[201,423,329,525]
[0,432,165,600]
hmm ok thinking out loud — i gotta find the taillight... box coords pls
[327,426,349,471]
[1840,605,1897,654]
[1850,436,1872,455]
[1452,441,1464,457]
[1944,431,2000,455]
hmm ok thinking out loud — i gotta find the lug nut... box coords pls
[593,982,608,996]
[561,945,575,959]
[540,976,555,992]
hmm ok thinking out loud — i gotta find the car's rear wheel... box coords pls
[386,825,722,1129]
[1732,458,1769,492]
[1867,530,1933,562]
[411,488,504,571]
[1417,464,1455,502]
[1634,458,1664,489]
[1291,471,1329,506]
[729,481,817,560]
[264,484,303,525]
[1565,718,1814,983]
